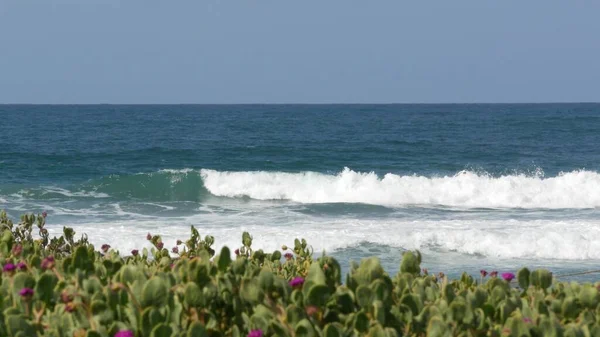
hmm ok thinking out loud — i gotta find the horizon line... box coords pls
[1,101,599,106]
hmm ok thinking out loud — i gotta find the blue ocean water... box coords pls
[1,104,600,281]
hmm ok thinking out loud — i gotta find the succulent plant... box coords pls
[1,210,599,337]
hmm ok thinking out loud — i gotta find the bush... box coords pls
[1,210,600,337]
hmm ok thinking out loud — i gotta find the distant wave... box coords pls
[201,167,600,209]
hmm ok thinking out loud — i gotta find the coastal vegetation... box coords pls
[1,210,599,337]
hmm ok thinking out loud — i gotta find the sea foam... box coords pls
[201,168,600,209]
[44,217,600,260]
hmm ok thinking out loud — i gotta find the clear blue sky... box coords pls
[1,1,599,104]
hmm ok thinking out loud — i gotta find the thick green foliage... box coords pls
[1,210,600,337]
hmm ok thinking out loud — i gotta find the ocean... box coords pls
[1,104,600,281]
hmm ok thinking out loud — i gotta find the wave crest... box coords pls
[201,168,600,209]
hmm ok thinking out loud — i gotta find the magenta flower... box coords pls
[131,249,139,256]
[17,262,27,270]
[114,330,134,337]
[501,272,515,282]
[101,244,111,253]
[42,211,48,218]
[284,252,293,260]
[480,270,488,277]
[234,249,240,256]
[157,241,164,250]
[172,246,179,254]
[3,263,16,272]
[146,233,152,240]
[247,330,263,337]
[19,288,34,297]
[41,256,55,270]
[490,271,498,278]
[523,317,533,324]
[289,277,305,288]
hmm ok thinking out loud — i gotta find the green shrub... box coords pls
[1,210,600,337]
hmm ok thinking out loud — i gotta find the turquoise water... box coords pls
[2,104,600,281]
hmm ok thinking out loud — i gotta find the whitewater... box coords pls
[200,168,600,209]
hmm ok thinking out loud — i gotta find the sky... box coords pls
[0,1,599,104]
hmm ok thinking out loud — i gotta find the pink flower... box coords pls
[523,317,532,324]
[480,270,488,277]
[114,330,134,337]
[501,272,515,282]
[146,233,152,240]
[131,249,139,256]
[234,249,240,256]
[157,241,164,250]
[289,277,305,288]
[19,288,34,297]
[101,244,111,253]
[284,253,293,260]
[42,211,48,218]
[247,330,263,337]
[490,271,498,278]
[17,262,27,270]
[172,246,179,254]
[41,256,55,270]
[3,263,16,272]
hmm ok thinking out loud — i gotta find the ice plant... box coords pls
[61,291,73,303]
[11,244,22,256]
[65,303,76,313]
[114,330,134,337]
[41,256,55,270]
[501,272,515,282]
[306,305,318,316]
[247,329,263,337]
[131,249,139,256]
[289,276,305,288]
[19,288,34,297]
[17,262,27,270]
[3,263,16,272]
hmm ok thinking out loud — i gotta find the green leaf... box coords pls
[217,246,232,272]
[141,277,168,308]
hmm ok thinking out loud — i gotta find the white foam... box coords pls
[41,187,109,198]
[42,216,600,260]
[200,168,600,209]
